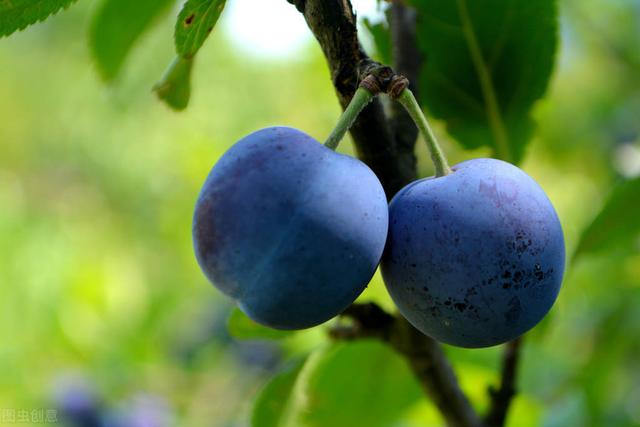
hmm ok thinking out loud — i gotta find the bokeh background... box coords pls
[1,0,639,426]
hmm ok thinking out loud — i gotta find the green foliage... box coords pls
[575,176,640,256]
[154,0,226,110]
[0,0,78,37]
[89,0,174,81]
[175,0,226,58]
[153,56,193,110]
[408,0,557,163]
[1,0,640,425]
[251,358,306,427]
[288,341,422,427]
[227,307,290,340]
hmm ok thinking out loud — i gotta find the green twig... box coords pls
[397,89,452,177]
[324,87,374,150]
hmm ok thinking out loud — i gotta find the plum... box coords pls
[193,126,388,329]
[53,377,104,427]
[381,158,565,348]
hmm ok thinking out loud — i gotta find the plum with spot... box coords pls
[381,158,565,348]
[193,127,388,330]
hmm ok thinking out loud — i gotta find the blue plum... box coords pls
[381,158,565,348]
[53,377,105,427]
[193,127,388,329]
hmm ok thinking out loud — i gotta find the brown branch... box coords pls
[391,318,483,427]
[485,337,523,427]
[331,303,483,427]
[387,2,422,176]
[289,2,522,427]
[287,0,415,197]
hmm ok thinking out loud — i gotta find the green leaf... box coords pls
[409,0,558,163]
[227,307,290,341]
[575,176,640,256]
[363,18,392,65]
[0,0,79,37]
[175,0,226,58]
[251,358,306,427]
[153,56,193,111]
[289,341,422,427]
[89,0,174,81]
[155,0,225,110]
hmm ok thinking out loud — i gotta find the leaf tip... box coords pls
[153,55,193,111]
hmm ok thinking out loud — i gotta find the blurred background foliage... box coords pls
[0,0,639,426]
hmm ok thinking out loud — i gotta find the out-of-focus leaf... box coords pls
[289,341,422,427]
[363,18,391,65]
[227,307,290,340]
[155,0,226,110]
[408,0,558,163]
[89,0,174,81]
[174,0,226,58]
[153,56,193,111]
[251,358,306,427]
[575,177,640,256]
[0,0,78,37]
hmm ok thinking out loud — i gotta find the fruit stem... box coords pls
[397,89,452,177]
[324,87,374,150]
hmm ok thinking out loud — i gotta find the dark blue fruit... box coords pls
[53,377,104,427]
[193,127,388,329]
[381,158,565,348]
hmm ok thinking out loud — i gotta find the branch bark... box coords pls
[289,2,522,427]
[287,0,415,197]
[387,2,421,177]
[332,303,483,427]
[485,337,523,427]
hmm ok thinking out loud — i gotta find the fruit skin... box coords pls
[381,158,565,348]
[193,127,388,330]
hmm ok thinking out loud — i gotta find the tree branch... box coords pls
[287,0,415,197]
[332,303,483,427]
[485,337,523,427]
[290,2,522,427]
[387,2,421,176]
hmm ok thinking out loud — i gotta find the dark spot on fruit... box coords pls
[513,271,523,283]
[502,270,511,279]
[411,263,417,268]
[276,145,284,150]
[184,13,195,26]
[503,282,512,289]
[454,303,467,312]
[444,300,452,306]
[207,26,213,33]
